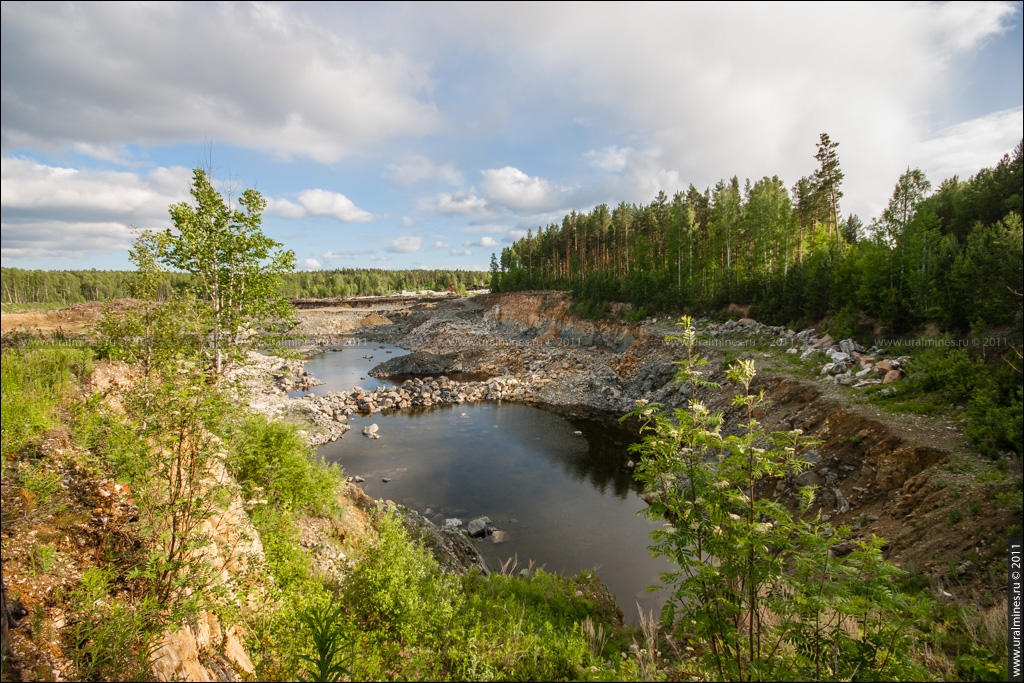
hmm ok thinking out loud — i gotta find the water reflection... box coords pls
[317,400,671,620]
[289,340,410,397]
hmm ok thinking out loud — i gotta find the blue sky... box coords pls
[2,1,1022,272]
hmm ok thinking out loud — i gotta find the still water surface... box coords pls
[309,341,671,620]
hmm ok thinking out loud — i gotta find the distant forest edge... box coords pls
[490,139,1022,336]
[3,139,1022,338]
[0,267,490,306]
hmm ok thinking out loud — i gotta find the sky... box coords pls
[2,1,1022,273]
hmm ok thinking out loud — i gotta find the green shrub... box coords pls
[223,414,343,514]
[905,346,984,404]
[1,346,93,457]
[341,511,462,646]
[625,317,926,681]
[67,567,161,682]
[966,382,1023,457]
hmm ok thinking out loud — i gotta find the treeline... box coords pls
[279,268,488,298]
[0,267,490,305]
[491,137,1023,335]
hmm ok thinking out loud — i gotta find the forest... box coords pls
[490,136,1023,337]
[0,267,489,305]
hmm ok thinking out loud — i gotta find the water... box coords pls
[290,340,410,397]
[311,340,672,620]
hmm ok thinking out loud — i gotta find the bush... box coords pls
[67,567,161,682]
[341,511,462,646]
[224,414,342,514]
[1,346,93,457]
[905,346,985,404]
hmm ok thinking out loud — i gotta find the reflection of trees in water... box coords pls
[533,415,641,500]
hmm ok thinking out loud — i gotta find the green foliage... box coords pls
[162,169,296,373]
[298,599,353,683]
[341,510,462,646]
[122,367,232,606]
[625,317,925,681]
[905,346,985,404]
[67,567,161,682]
[1,346,92,457]
[223,414,342,514]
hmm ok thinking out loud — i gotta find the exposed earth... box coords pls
[1,291,1017,680]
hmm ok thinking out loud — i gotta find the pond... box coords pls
[308,340,672,620]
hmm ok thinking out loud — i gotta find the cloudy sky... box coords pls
[2,2,1021,272]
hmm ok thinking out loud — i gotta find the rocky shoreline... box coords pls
[226,291,1020,599]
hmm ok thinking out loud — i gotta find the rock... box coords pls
[803,449,821,464]
[468,516,492,538]
[796,471,824,488]
[381,477,391,483]
[883,369,902,383]
[362,423,380,438]
[813,334,835,350]
[444,518,463,529]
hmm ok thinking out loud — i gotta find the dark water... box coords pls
[312,341,671,620]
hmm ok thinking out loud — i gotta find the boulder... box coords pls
[883,369,902,383]
[362,423,380,438]
[796,471,824,488]
[468,516,493,538]
[813,334,835,350]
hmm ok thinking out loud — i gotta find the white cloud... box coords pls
[384,154,464,186]
[1,3,443,161]
[295,189,374,222]
[427,2,1019,219]
[267,198,307,220]
[586,146,632,172]
[0,220,134,262]
[323,249,375,260]
[915,107,1023,185]
[450,248,471,256]
[463,236,501,248]
[301,258,322,270]
[0,158,194,263]
[480,166,569,213]
[426,189,491,218]
[268,190,375,222]
[387,235,423,253]
[1,158,189,217]
[433,240,450,248]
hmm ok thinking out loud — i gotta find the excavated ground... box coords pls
[286,291,1017,598]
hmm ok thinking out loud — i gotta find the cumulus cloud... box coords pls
[0,158,194,263]
[0,220,135,262]
[301,258,322,270]
[422,2,1019,218]
[384,154,464,186]
[295,189,375,222]
[1,158,190,218]
[480,166,569,213]
[387,235,423,253]
[0,3,443,161]
[450,248,471,256]
[267,190,374,222]
[463,236,501,248]
[425,189,491,218]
